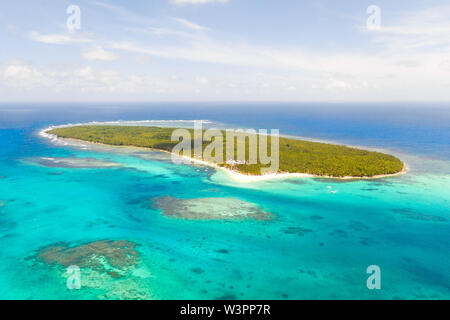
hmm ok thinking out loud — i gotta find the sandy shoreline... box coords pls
[39,126,407,183]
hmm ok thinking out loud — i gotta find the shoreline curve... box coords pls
[39,125,407,183]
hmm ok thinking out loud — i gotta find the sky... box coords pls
[0,0,450,102]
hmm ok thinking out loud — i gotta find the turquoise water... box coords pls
[0,104,449,299]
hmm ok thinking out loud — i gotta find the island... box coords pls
[46,125,405,179]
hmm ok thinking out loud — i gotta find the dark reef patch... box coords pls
[368,180,393,186]
[401,257,449,289]
[152,196,274,221]
[215,293,237,300]
[329,229,348,238]
[392,208,446,222]
[348,220,371,232]
[361,188,378,191]
[298,268,318,278]
[215,249,229,254]
[25,157,122,169]
[190,267,204,274]
[31,240,139,278]
[282,227,313,236]
[47,171,64,175]
[277,179,307,185]
[27,239,158,299]
[360,237,378,246]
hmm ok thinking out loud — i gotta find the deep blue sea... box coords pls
[0,102,449,299]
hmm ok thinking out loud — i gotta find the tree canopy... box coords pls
[48,125,404,178]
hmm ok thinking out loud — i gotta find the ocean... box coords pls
[0,102,449,299]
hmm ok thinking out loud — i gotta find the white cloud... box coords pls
[394,60,422,68]
[83,48,119,61]
[110,39,377,75]
[196,76,209,85]
[73,67,94,79]
[327,79,353,90]
[11,2,450,101]
[171,18,209,31]
[93,1,154,25]
[101,4,450,101]
[440,60,450,72]
[0,62,180,98]
[369,5,450,50]
[224,82,236,88]
[30,31,93,44]
[125,26,198,40]
[99,70,120,83]
[4,64,35,80]
[170,0,228,5]
[1,61,47,88]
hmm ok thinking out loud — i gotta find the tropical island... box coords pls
[46,125,405,179]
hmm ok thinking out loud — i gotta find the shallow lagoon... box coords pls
[0,106,449,299]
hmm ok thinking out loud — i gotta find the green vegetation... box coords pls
[48,125,404,178]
